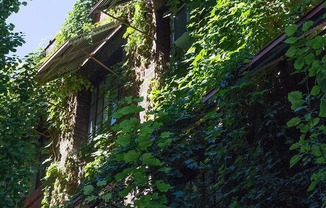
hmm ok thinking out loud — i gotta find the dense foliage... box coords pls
[2,0,325,207]
[39,0,96,206]
[0,0,46,207]
[285,18,326,204]
[149,0,325,206]
[62,0,325,207]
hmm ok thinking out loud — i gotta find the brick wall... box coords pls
[138,0,170,120]
[73,90,91,147]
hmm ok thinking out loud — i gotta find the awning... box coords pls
[89,0,130,16]
[36,23,123,82]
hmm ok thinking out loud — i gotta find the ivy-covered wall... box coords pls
[26,0,326,207]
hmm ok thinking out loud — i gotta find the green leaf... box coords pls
[288,91,305,110]
[115,168,133,180]
[138,131,152,150]
[142,153,162,166]
[112,111,122,119]
[101,193,112,200]
[286,46,297,57]
[285,24,298,36]
[316,157,325,164]
[119,186,132,197]
[294,58,305,70]
[125,96,133,104]
[304,53,315,66]
[133,171,147,185]
[142,153,153,163]
[290,142,300,150]
[311,145,322,157]
[287,117,301,127]
[158,139,172,148]
[321,143,326,152]
[307,180,318,192]
[160,131,171,138]
[309,60,321,77]
[155,180,171,192]
[302,21,314,32]
[116,135,131,147]
[124,150,140,163]
[284,37,297,44]
[138,138,152,150]
[288,91,302,102]
[118,119,138,133]
[140,126,155,134]
[320,102,326,117]
[291,100,305,110]
[85,195,97,202]
[115,172,126,180]
[134,97,144,103]
[83,185,94,196]
[320,79,326,93]
[311,85,320,96]
[96,180,107,187]
[322,55,326,64]
[290,154,301,168]
[311,118,320,127]
[159,167,172,173]
[312,36,324,50]
[193,49,206,67]
[119,106,137,116]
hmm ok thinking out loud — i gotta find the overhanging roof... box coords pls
[36,23,123,82]
[89,0,130,16]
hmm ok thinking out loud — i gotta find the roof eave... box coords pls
[36,23,123,83]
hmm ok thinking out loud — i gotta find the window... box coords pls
[173,4,191,49]
[88,76,118,138]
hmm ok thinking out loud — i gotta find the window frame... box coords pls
[172,3,189,43]
[88,76,118,139]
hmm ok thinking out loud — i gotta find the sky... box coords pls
[7,0,77,58]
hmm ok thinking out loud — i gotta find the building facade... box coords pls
[24,0,326,207]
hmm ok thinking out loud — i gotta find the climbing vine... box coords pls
[32,0,326,207]
[285,11,326,201]
[123,0,154,71]
[0,1,48,207]
[39,0,96,206]
[69,97,172,207]
[0,55,45,207]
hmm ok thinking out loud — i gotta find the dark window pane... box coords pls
[91,88,97,106]
[103,105,109,123]
[97,88,104,120]
[110,102,117,125]
[88,75,119,137]
[96,112,103,131]
[174,6,188,41]
[88,119,95,135]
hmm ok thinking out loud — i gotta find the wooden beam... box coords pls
[75,45,118,76]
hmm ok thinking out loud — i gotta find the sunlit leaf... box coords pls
[285,24,298,36]
[155,180,171,192]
